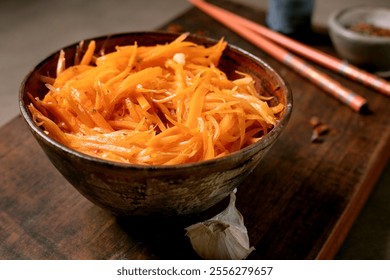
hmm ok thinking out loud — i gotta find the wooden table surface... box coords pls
[1,0,389,260]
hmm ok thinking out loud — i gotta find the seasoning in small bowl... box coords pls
[328,5,390,74]
[348,21,390,37]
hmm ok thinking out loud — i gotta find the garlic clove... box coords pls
[185,190,255,260]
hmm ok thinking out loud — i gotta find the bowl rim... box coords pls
[19,31,292,171]
[328,5,390,43]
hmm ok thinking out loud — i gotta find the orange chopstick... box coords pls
[189,0,371,113]
[190,0,390,97]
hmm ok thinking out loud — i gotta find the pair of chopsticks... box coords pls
[189,0,390,113]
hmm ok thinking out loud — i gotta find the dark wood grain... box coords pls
[1,0,389,260]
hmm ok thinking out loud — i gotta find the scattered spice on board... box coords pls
[348,22,390,37]
[309,116,330,143]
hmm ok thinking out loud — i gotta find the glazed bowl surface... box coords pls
[19,32,292,216]
[328,5,390,73]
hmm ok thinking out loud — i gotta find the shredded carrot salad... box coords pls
[28,33,284,165]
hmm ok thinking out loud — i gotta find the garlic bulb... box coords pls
[185,190,255,260]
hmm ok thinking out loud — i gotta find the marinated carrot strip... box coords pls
[89,109,114,132]
[147,126,184,147]
[134,92,151,111]
[100,44,138,88]
[271,103,285,114]
[115,67,162,101]
[28,33,284,165]
[28,105,69,144]
[93,80,106,113]
[80,40,96,65]
[56,50,66,77]
[53,65,94,88]
[108,120,141,130]
[64,90,95,128]
[142,109,167,132]
[186,85,208,128]
[232,92,277,126]
[39,75,55,84]
[124,98,141,122]
[27,92,49,117]
[207,38,227,65]
[74,40,84,65]
[138,33,193,64]
[74,142,140,162]
[43,103,80,133]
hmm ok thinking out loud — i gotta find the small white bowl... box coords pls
[328,5,390,74]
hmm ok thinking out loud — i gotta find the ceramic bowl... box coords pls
[328,5,390,74]
[19,32,292,216]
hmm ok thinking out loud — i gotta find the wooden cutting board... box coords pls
[1,0,389,259]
